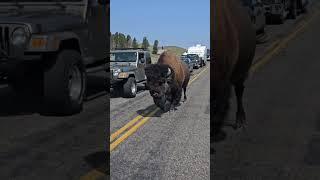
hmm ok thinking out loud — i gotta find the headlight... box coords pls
[118,72,129,79]
[113,68,121,76]
[11,27,29,46]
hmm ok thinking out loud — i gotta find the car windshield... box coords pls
[183,59,189,63]
[110,52,137,62]
[187,55,197,60]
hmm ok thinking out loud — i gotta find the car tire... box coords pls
[43,50,87,115]
[123,77,137,98]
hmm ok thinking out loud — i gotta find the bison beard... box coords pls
[145,51,190,112]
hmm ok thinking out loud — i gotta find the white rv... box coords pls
[187,44,207,67]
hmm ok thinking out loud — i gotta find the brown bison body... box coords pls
[212,0,256,137]
[145,51,190,112]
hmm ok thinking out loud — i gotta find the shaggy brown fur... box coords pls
[212,0,256,135]
[145,51,190,111]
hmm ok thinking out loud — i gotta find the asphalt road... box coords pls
[110,66,210,180]
[213,2,320,179]
[0,71,107,180]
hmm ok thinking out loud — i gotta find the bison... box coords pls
[145,51,190,112]
[212,0,256,138]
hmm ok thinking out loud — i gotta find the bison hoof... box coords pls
[234,111,246,129]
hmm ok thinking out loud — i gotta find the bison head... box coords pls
[145,64,174,111]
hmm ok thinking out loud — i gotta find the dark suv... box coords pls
[0,0,109,115]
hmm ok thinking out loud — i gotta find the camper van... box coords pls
[187,44,207,67]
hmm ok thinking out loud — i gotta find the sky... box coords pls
[110,0,210,49]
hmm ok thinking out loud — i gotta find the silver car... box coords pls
[181,57,194,73]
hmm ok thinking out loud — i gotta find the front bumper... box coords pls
[110,77,124,87]
[0,54,42,72]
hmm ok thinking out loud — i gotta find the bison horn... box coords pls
[167,68,172,77]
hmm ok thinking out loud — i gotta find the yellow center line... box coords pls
[110,115,143,142]
[109,67,209,143]
[110,107,159,151]
[82,66,209,180]
[110,67,209,152]
[251,10,320,73]
[79,169,105,180]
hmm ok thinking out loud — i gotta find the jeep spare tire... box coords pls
[123,77,136,98]
[44,50,86,115]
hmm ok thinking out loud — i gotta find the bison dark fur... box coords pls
[145,51,190,112]
[212,0,256,136]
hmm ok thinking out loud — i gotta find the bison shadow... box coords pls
[136,101,185,118]
[136,104,165,118]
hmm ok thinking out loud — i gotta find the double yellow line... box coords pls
[110,66,209,152]
[250,10,320,73]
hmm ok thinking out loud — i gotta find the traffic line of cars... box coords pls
[241,0,309,38]
[109,45,210,98]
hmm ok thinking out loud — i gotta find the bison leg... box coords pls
[183,86,187,102]
[234,82,246,129]
[173,88,182,106]
[213,81,231,140]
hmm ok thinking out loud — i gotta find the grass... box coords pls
[149,46,186,64]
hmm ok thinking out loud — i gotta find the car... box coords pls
[110,48,151,98]
[241,0,266,34]
[186,54,201,69]
[181,56,194,73]
[0,0,108,115]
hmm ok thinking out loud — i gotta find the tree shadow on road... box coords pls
[136,104,164,118]
[0,74,107,117]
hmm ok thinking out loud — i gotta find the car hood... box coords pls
[110,62,138,72]
[0,11,84,33]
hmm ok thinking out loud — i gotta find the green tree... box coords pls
[114,32,120,48]
[126,35,132,48]
[119,33,127,48]
[132,38,139,48]
[141,37,149,49]
[152,40,159,54]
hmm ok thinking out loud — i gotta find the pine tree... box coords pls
[152,40,159,54]
[126,35,132,48]
[141,37,149,49]
[132,38,139,48]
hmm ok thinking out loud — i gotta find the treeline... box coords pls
[110,32,159,54]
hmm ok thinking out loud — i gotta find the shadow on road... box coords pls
[110,85,145,98]
[83,151,108,175]
[0,74,106,117]
[136,104,164,118]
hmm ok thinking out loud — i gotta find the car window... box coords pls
[138,53,144,59]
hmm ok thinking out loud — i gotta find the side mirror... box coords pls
[139,58,145,64]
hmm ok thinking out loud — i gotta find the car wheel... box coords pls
[43,50,87,115]
[123,77,137,98]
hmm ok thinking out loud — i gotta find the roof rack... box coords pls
[114,48,148,51]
